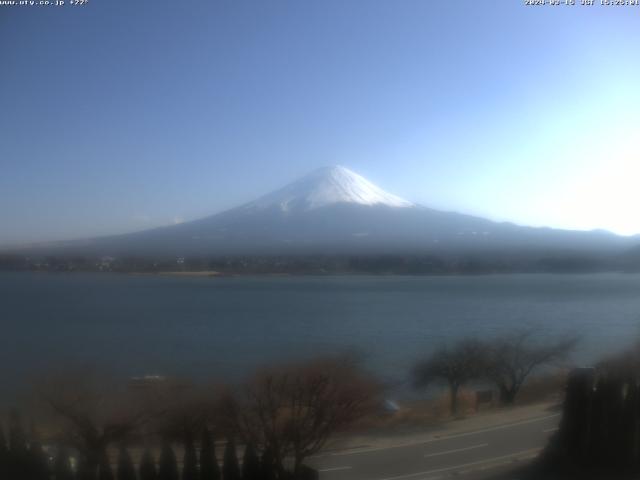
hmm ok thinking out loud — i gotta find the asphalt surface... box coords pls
[310,413,560,480]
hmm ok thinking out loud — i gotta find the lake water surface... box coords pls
[1,272,640,396]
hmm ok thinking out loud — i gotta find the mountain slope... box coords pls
[8,166,640,257]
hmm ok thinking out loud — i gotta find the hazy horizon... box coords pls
[3,1,640,245]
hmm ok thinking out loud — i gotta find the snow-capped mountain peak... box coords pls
[243,165,414,213]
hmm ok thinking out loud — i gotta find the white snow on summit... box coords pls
[243,166,414,213]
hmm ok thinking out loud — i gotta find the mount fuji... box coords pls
[12,166,639,258]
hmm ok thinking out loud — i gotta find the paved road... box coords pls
[311,413,560,480]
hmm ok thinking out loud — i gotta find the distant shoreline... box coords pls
[128,270,301,278]
[2,269,638,279]
[2,249,638,276]
[136,270,227,277]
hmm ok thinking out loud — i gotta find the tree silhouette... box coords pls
[229,356,377,476]
[199,427,220,480]
[42,370,155,480]
[484,331,577,404]
[413,339,485,415]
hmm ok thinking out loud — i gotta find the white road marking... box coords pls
[543,427,558,433]
[377,447,541,480]
[428,414,560,442]
[318,466,352,472]
[423,443,488,458]
[319,413,560,457]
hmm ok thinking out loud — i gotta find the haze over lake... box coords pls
[2,272,640,398]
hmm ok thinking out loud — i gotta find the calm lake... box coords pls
[2,272,640,397]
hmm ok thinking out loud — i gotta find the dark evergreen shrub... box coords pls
[199,427,220,480]
[117,446,136,480]
[259,448,275,480]
[139,448,158,480]
[7,409,28,478]
[241,443,260,480]
[77,455,99,480]
[53,447,74,480]
[158,440,179,480]
[183,430,198,480]
[98,449,115,480]
[0,425,6,479]
[28,433,50,480]
[222,439,240,480]
[295,465,318,480]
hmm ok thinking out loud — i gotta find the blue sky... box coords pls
[2,0,640,245]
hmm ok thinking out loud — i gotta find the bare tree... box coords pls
[38,369,158,477]
[484,330,577,405]
[144,378,221,441]
[228,355,379,478]
[413,339,485,415]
